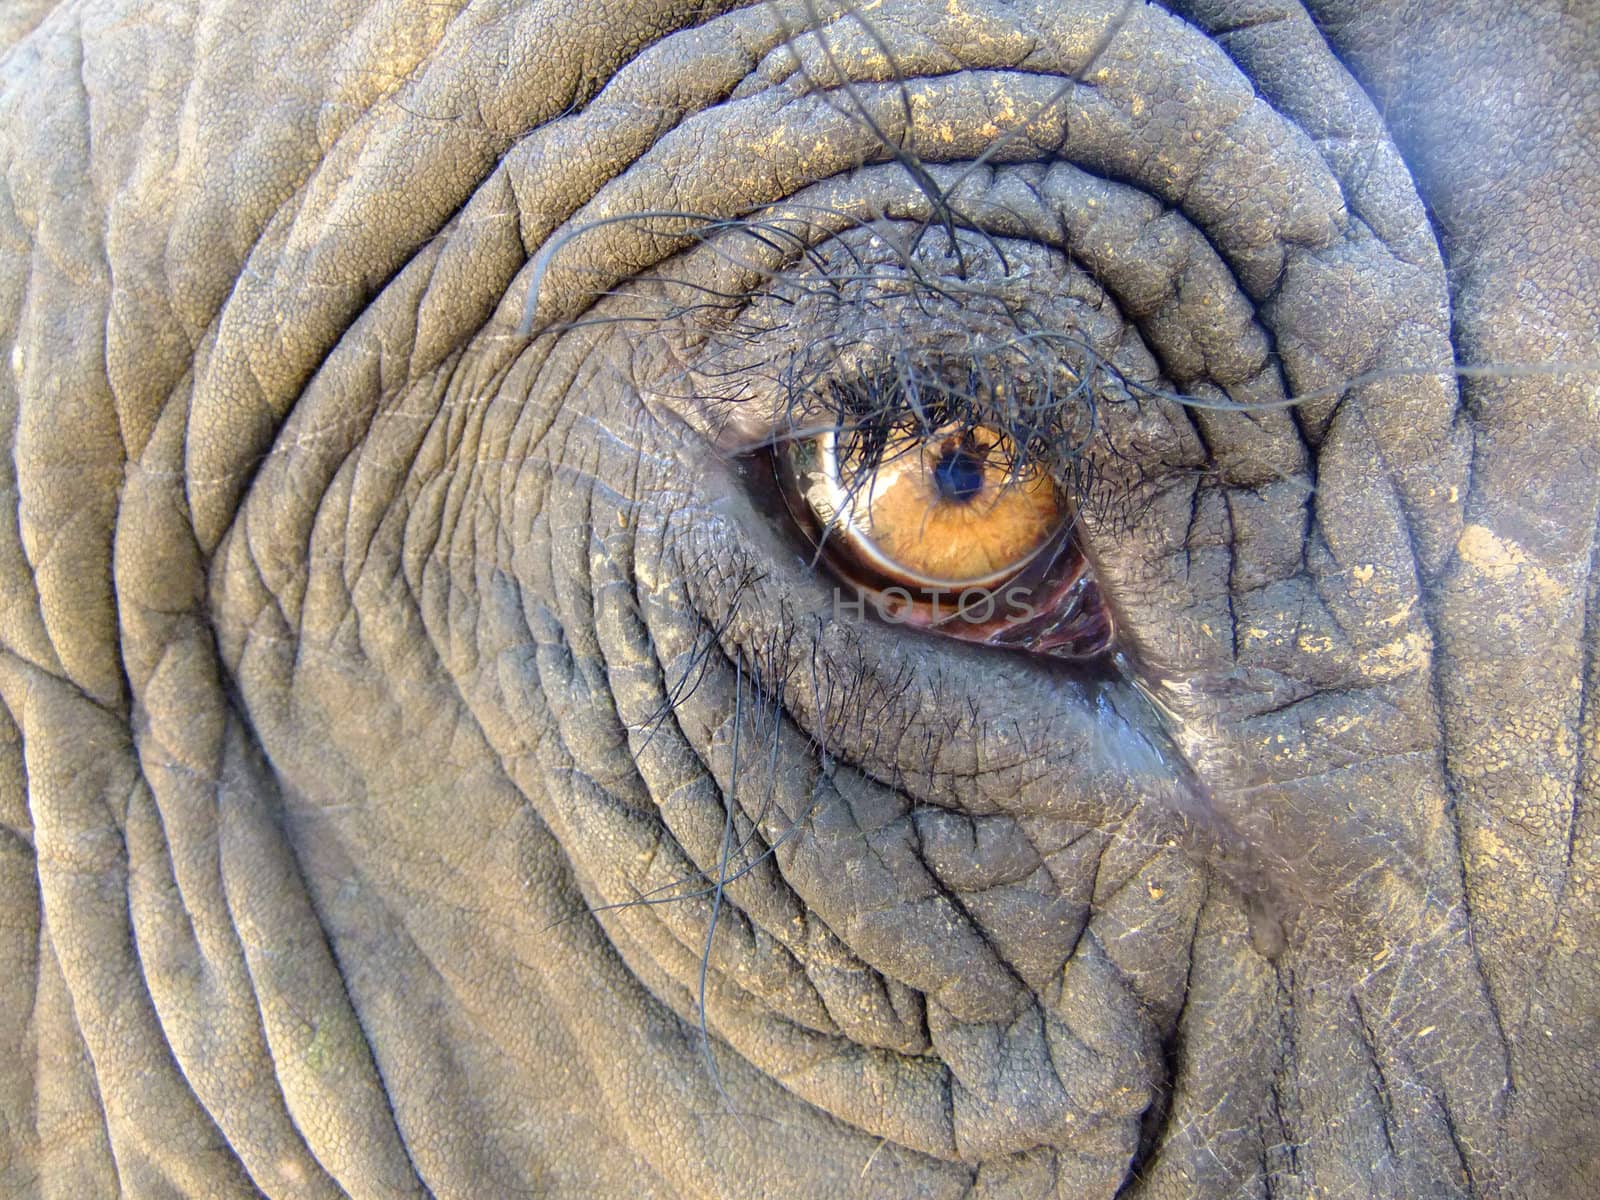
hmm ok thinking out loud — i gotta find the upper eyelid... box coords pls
[589,148,1292,450]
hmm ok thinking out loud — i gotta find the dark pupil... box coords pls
[932,447,985,502]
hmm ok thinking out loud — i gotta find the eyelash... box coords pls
[772,350,1102,491]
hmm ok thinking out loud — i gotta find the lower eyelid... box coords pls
[653,427,1291,939]
[656,501,1274,932]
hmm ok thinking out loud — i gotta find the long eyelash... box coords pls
[633,562,764,757]
[568,565,831,910]
[773,336,1113,489]
[603,613,818,921]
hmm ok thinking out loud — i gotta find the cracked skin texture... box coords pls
[0,1,1596,1197]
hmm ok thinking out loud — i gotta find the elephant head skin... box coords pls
[0,1,1595,1196]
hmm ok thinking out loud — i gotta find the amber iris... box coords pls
[792,423,1061,586]
[775,416,1113,659]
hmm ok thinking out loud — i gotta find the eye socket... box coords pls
[775,412,1115,661]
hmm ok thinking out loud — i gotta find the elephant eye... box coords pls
[771,365,1114,660]
[782,421,1057,581]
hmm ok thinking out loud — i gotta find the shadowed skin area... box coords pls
[0,1,1596,1197]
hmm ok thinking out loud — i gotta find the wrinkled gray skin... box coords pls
[1,1,1596,1196]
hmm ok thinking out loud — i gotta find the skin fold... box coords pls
[0,0,1595,1196]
